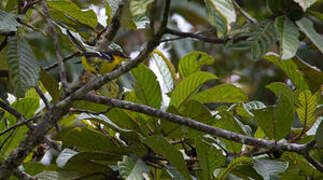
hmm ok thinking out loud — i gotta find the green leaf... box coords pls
[275,16,300,60]
[296,17,323,54]
[315,120,323,148]
[253,159,289,180]
[204,0,226,35]
[249,21,278,59]
[0,98,39,157]
[47,0,98,29]
[254,95,295,140]
[36,171,84,180]
[0,10,21,32]
[164,165,186,180]
[217,157,252,180]
[23,162,45,176]
[195,139,226,180]
[264,53,309,90]
[193,84,247,104]
[266,82,295,105]
[105,108,142,132]
[170,71,217,107]
[39,68,59,102]
[7,35,39,97]
[204,0,236,34]
[235,101,266,119]
[143,136,191,180]
[151,50,176,93]
[293,0,317,11]
[130,0,154,16]
[132,14,150,29]
[264,53,323,92]
[297,90,317,130]
[56,148,78,168]
[56,127,128,154]
[178,51,214,78]
[118,155,150,180]
[132,64,162,108]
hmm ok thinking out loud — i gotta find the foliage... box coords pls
[0,0,322,179]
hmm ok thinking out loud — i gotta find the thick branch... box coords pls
[41,0,68,91]
[81,94,313,153]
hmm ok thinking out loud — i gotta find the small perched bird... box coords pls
[81,50,130,74]
[66,30,130,75]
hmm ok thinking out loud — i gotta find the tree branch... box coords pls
[302,152,323,172]
[0,101,25,121]
[41,0,68,91]
[43,51,81,71]
[80,94,314,153]
[35,87,50,109]
[0,116,40,137]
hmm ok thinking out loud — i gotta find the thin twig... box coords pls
[70,107,113,115]
[302,152,323,172]
[44,51,82,71]
[0,100,24,121]
[0,116,40,137]
[35,87,50,109]
[0,129,15,151]
[42,0,68,91]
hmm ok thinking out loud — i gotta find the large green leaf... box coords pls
[315,120,323,148]
[296,17,323,54]
[296,90,317,130]
[0,98,39,157]
[254,95,295,140]
[217,157,252,180]
[47,0,98,29]
[129,0,154,16]
[266,82,295,105]
[151,50,175,93]
[36,171,85,180]
[143,136,191,180]
[204,0,226,35]
[170,71,217,107]
[249,21,278,59]
[253,160,289,180]
[132,64,162,108]
[195,139,226,180]
[7,35,39,97]
[275,16,300,60]
[0,10,21,32]
[293,0,317,11]
[118,155,150,180]
[56,127,128,154]
[178,51,214,78]
[39,69,59,102]
[192,84,247,104]
[204,0,236,34]
[264,53,323,92]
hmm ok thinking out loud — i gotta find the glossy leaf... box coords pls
[7,35,39,97]
[170,71,217,107]
[253,159,289,180]
[195,138,226,180]
[0,10,21,32]
[249,21,278,59]
[217,157,252,180]
[143,136,191,180]
[204,0,226,35]
[132,64,162,108]
[293,0,317,11]
[275,16,300,60]
[39,69,59,102]
[254,95,295,140]
[118,155,150,180]
[193,84,247,104]
[296,17,323,54]
[315,120,323,148]
[266,82,295,104]
[178,51,214,78]
[47,0,98,29]
[130,0,154,16]
[296,90,317,130]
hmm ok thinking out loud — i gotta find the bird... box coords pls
[66,30,130,75]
